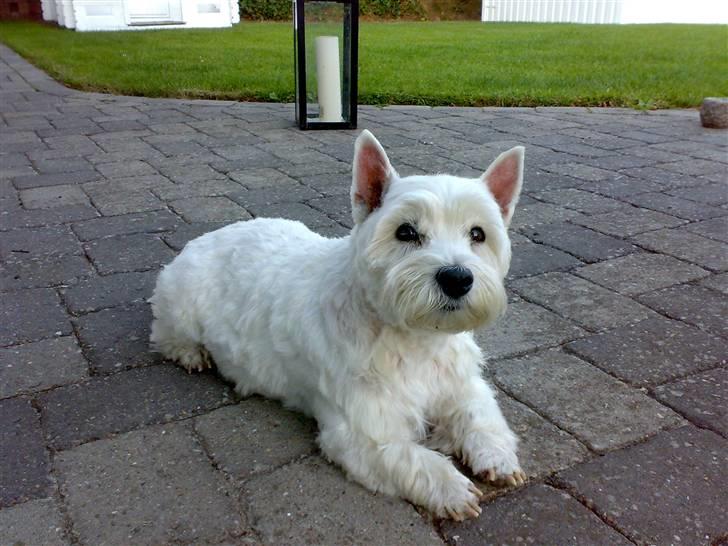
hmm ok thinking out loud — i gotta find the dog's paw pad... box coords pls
[436,478,483,522]
[174,346,212,373]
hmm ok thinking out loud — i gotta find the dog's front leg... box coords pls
[441,377,526,487]
[317,414,483,521]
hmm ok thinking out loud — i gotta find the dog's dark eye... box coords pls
[395,223,420,243]
[470,227,486,243]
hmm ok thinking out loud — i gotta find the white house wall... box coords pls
[40,0,240,31]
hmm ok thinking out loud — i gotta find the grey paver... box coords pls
[632,228,728,271]
[0,288,71,346]
[162,221,228,251]
[475,301,585,359]
[572,207,686,236]
[681,215,728,243]
[194,398,318,480]
[490,350,683,451]
[508,242,583,279]
[441,484,631,545]
[521,221,637,263]
[71,209,181,241]
[699,271,728,295]
[72,303,159,373]
[510,272,658,331]
[19,184,90,209]
[531,188,623,214]
[0,336,87,399]
[496,394,589,479]
[653,368,728,436]
[246,201,338,230]
[245,457,442,546]
[509,201,584,231]
[84,233,175,274]
[12,170,100,190]
[557,426,728,546]
[39,364,233,450]
[567,316,726,386]
[229,182,321,208]
[637,283,728,337]
[169,196,252,223]
[62,270,157,314]
[1,252,93,291]
[575,252,709,295]
[624,191,728,221]
[0,498,68,545]
[0,224,81,258]
[54,422,245,545]
[0,398,50,507]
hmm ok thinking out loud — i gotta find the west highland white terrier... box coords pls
[150,130,526,520]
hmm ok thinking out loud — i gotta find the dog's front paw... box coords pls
[471,446,526,488]
[430,470,483,522]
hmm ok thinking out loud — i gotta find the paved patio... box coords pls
[1,43,727,545]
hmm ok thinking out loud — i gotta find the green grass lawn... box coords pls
[0,20,726,108]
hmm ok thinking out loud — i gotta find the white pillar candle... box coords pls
[315,36,343,122]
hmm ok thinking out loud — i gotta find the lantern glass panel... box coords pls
[301,1,351,125]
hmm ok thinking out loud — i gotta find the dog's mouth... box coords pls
[441,300,463,313]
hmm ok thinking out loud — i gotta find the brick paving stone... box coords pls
[556,426,728,545]
[229,182,321,209]
[12,170,100,190]
[194,398,318,480]
[151,178,244,200]
[1,252,93,291]
[0,336,87,399]
[0,224,81,258]
[156,163,225,184]
[228,167,305,189]
[246,202,338,230]
[531,188,623,214]
[39,365,233,450]
[94,159,158,178]
[580,177,665,198]
[71,209,180,241]
[521,222,637,263]
[681,216,728,243]
[19,184,90,209]
[84,233,175,274]
[542,162,616,182]
[509,201,584,231]
[508,242,583,279]
[653,368,728,437]
[308,194,354,228]
[0,204,99,231]
[496,394,589,479]
[87,189,165,216]
[0,498,68,545]
[298,172,352,196]
[525,170,589,191]
[632,228,728,272]
[490,350,682,451]
[637,284,728,337]
[0,398,50,507]
[72,303,159,373]
[32,157,93,174]
[441,484,631,545]
[699,272,728,295]
[567,316,726,386]
[572,207,686,236]
[62,270,157,314]
[245,457,442,546]
[623,191,728,221]
[0,288,71,346]
[162,221,228,251]
[667,183,728,206]
[169,196,251,223]
[475,301,585,359]
[656,158,726,177]
[510,272,658,331]
[54,422,245,545]
[575,253,709,295]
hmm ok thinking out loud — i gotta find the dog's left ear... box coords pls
[481,146,524,227]
[351,130,396,224]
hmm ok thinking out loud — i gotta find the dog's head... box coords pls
[349,130,523,333]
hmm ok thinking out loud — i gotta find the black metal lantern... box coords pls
[293,0,358,130]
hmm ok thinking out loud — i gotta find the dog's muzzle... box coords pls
[435,265,473,300]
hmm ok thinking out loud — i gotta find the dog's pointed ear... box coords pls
[351,130,396,224]
[481,146,524,227]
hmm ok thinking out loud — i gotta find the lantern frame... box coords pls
[294,0,358,130]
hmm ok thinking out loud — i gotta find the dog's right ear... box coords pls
[351,130,395,224]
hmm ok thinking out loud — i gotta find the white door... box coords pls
[126,0,183,24]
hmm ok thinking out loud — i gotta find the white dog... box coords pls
[150,130,526,520]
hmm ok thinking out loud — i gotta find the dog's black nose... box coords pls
[436,265,474,299]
